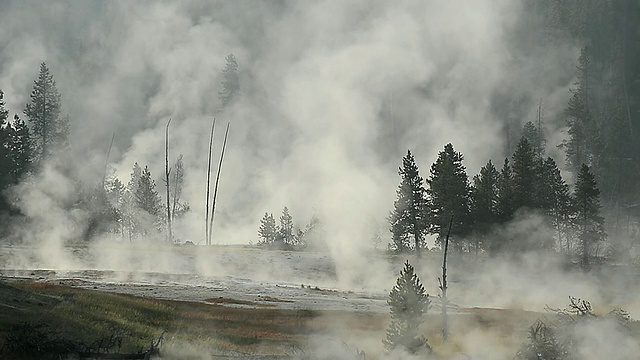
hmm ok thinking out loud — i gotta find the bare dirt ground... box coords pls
[0,245,390,313]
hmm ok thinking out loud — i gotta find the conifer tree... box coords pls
[218,54,240,109]
[388,150,429,255]
[277,206,294,248]
[134,165,163,237]
[23,62,68,163]
[497,158,515,222]
[8,115,32,182]
[384,260,431,354]
[427,143,471,251]
[258,212,277,246]
[573,164,606,269]
[470,159,500,252]
[541,157,573,251]
[511,137,539,210]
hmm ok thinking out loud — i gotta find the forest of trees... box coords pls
[0,54,240,243]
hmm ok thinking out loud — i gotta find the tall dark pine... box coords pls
[542,157,572,253]
[564,47,597,174]
[497,158,515,221]
[383,261,431,354]
[427,143,471,251]
[388,150,429,255]
[511,137,538,210]
[218,54,240,109]
[470,159,500,253]
[573,164,606,269]
[23,63,68,163]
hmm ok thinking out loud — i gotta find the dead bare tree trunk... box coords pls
[205,118,216,245]
[208,122,230,245]
[165,119,172,244]
[439,215,453,342]
[102,132,116,188]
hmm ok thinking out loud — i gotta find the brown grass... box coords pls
[0,280,545,358]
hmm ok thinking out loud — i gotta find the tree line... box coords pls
[0,54,240,243]
[389,130,605,268]
[257,207,325,250]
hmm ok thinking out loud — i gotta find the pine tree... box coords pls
[23,63,68,163]
[258,212,277,246]
[511,137,539,210]
[388,150,429,255]
[383,260,431,354]
[134,165,163,237]
[521,121,545,158]
[218,54,240,109]
[470,159,500,253]
[277,206,294,248]
[573,164,606,269]
[497,158,515,223]
[541,157,573,252]
[427,143,471,251]
[122,163,143,241]
[170,154,189,221]
[564,46,599,175]
[8,115,32,182]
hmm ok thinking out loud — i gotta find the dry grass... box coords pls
[0,280,545,358]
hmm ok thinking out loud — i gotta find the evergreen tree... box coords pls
[521,121,545,158]
[8,115,32,182]
[218,54,240,109]
[388,150,429,255]
[497,158,515,223]
[470,159,500,253]
[573,164,606,269]
[383,261,431,354]
[258,212,277,246]
[511,137,539,210]
[105,174,126,237]
[134,165,163,237]
[541,157,573,252]
[277,206,294,248]
[170,154,189,221]
[427,143,471,251]
[23,63,69,163]
[563,46,600,175]
[123,163,143,241]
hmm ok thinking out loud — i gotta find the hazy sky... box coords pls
[0,0,578,248]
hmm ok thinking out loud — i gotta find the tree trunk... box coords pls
[209,122,229,244]
[165,119,172,244]
[205,118,216,245]
[440,215,453,342]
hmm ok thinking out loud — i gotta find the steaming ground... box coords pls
[2,244,640,316]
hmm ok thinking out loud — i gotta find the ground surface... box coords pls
[2,244,633,358]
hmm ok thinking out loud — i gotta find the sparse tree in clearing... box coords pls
[277,206,294,248]
[23,62,69,164]
[383,260,431,354]
[218,54,240,109]
[388,150,429,255]
[573,164,606,269]
[258,212,277,246]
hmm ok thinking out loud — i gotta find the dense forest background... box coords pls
[0,0,638,263]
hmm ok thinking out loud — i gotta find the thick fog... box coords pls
[4,1,637,358]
